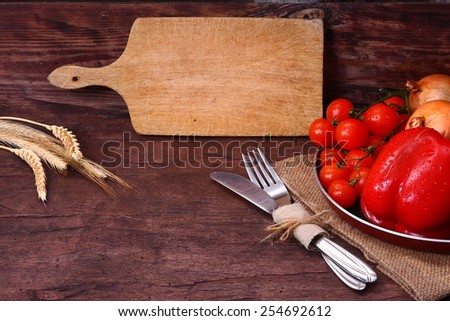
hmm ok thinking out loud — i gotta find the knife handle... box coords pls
[314,236,377,283]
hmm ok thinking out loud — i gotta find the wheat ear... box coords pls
[0,117,83,161]
[0,117,132,199]
[0,146,47,202]
[0,135,68,174]
[48,125,83,160]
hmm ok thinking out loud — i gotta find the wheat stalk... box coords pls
[68,158,134,198]
[0,120,61,147]
[0,117,83,160]
[0,146,47,202]
[0,116,132,202]
[0,134,68,174]
[78,158,133,191]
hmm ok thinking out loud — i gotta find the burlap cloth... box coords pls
[273,154,450,301]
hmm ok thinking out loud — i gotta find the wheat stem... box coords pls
[0,116,49,129]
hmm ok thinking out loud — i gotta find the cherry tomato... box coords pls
[383,96,404,109]
[363,103,401,137]
[319,164,352,191]
[349,167,371,197]
[335,118,369,151]
[318,148,344,166]
[366,135,386,159]
[326,98,353,124]
[344,149,374,169]
[308,118,335,148]
[328,179,357,208]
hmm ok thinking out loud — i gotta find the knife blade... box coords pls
[211,171,377,285]
[210,171,278,213]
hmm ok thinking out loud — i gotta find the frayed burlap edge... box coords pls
[274,154,450,301]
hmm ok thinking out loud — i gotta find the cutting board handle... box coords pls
[48,65,112,90]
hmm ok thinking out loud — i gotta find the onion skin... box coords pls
[405,100,450,139]
[406,74,450,111]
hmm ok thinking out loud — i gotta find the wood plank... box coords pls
[1,2,449,301]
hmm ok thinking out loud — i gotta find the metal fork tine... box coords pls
[256,148,280,183]
[242,154,258,185]
[248,150,269,188]
[242,147,290,205]
[258,148,282,183]
[252,148,274,185]
[242,152,265,188]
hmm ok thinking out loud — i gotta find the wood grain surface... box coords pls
[48,17,324,136]
[0,2,449,301]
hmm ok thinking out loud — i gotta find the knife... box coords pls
[210,171,377,286]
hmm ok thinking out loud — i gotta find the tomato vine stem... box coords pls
[351,88,410,119]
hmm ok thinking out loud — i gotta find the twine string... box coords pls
[263,202,332,243]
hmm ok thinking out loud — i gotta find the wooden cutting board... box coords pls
[48,17,323,136]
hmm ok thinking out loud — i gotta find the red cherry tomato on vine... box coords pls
[349,167,371,197]
[383,96,404,109]
[328,179,357,208]
[335,118,369,151]
[319,164,352,191]
[363,103,401,137]
[318,148,344,166]
[367,135,385,159]
[344,149,374,169]
[326,98,354,123]
[308,118,335,148]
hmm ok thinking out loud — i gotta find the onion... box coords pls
[405,100,450,139]
[406,74,450,111]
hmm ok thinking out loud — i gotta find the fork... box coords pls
[242,148,377,289]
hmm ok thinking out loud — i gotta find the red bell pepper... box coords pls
[360,127,450,239]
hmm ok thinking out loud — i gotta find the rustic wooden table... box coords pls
[0,2,449,301]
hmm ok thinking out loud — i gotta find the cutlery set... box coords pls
[211,148,377,290]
